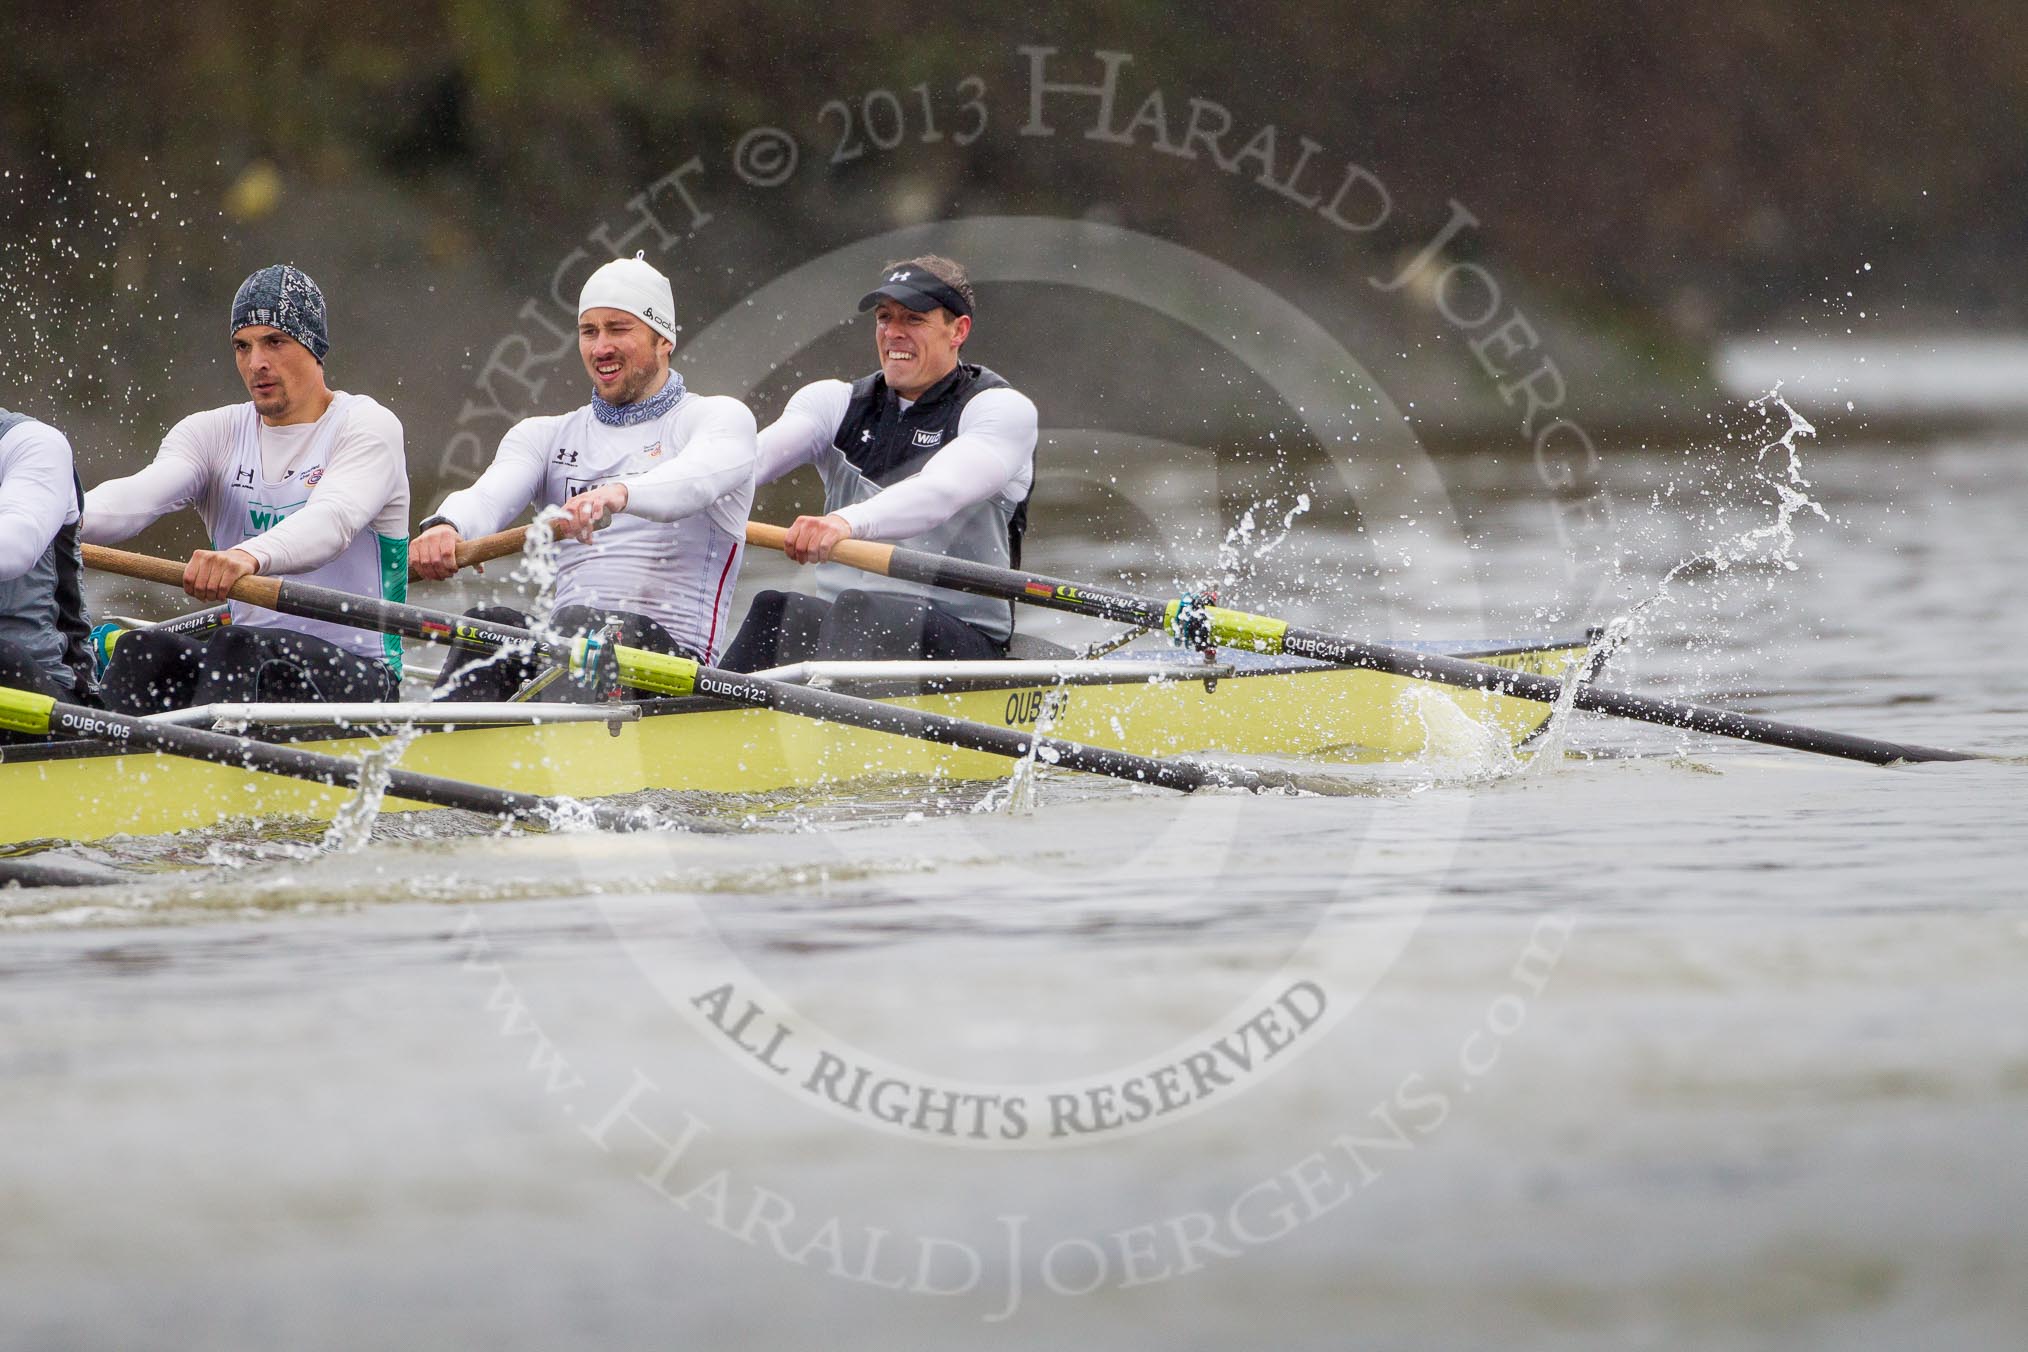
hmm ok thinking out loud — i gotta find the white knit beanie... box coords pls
[579,253,679,344]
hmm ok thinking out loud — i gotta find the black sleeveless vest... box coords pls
[0,408,95,696]
[831,363,1031,567]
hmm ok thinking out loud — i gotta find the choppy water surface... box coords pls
[3,435,2025,1350]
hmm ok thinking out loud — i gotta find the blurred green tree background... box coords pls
[3,2,2021,478]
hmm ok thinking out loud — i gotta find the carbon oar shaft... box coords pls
[678,667,1287,792]
[1269,629,1971,766]
[0,853,129,889]
[83,546,1277,793]
[145,605,231,635]
[0,688,601,825]
[746,524,1973,766]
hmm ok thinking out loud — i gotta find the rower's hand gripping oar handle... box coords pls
[450,527,536,573]
[83,544,286,610]
[744,521,897,576]
[408,512,613,582]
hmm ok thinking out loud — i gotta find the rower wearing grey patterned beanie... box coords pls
[80,264,411,714]
[229,262,331,361]
[413,252,757,702]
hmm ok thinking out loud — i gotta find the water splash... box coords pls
[1512,649,1593,777]
[1388,391,1828,776]
[1543,388,1833,757]
[534,795,618,834]
[509,504,569,607]
[320,726,424,853]
[430,506,572,701]
[1672,388,1827,585]
[0,153,216,440]
[1626,389,1828,619]
[1011,686,1077,816]
[1215,493,1313,592]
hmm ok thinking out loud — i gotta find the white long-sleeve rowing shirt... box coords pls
[429,389,757,661]
[0,417,76,584]
[81,395,410,666]
[0,412,90,689]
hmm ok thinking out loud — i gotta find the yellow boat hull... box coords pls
[0,644,1585,846]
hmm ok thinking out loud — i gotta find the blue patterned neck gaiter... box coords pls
[592,370,685,427]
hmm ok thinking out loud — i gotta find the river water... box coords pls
[3,428,2024,1350]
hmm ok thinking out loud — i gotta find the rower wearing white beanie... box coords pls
[413,253,758,700]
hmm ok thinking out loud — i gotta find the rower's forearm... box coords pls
[238,500,358,575]
[81,419,222,545]
[430,445,545,540]
[242,444,405,575]
[81,462,203,544]
[623,445,754,522]
[754,381,847,486]
[835,446,1022,540]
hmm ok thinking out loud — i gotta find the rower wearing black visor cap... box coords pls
[720,255,1038,671]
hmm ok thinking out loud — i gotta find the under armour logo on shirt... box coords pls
[860,429,873,442]
[233,466,256,486]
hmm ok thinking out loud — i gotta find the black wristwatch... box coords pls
[416,515,458,536]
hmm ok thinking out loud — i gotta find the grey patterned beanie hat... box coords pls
[230,264,329,361]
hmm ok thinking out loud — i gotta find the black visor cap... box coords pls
[856,267,972,318]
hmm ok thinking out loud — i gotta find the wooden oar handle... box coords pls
[452,526,535,571]
[81,544,183,589]
[744,521,896,575]
[408,514,609,581]
[82,544,283,610]
[745,521,788,551]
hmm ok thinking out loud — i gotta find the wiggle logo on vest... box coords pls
[910,428,945,448]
